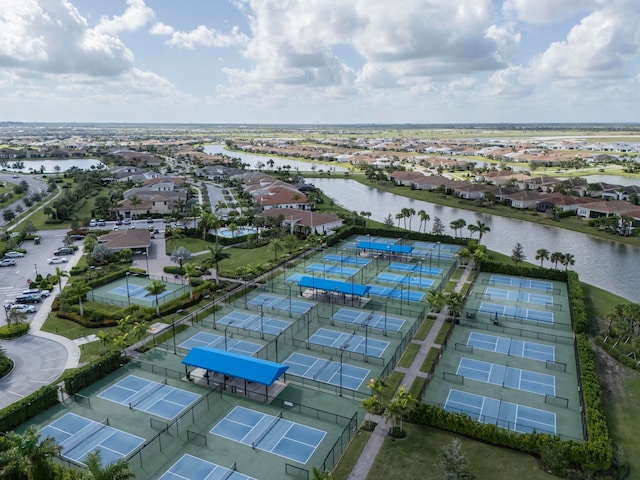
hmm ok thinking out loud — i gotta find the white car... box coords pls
[10,304,37,314]
[4,251,25,258]
[48,257,68,264]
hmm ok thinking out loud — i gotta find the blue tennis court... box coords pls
[445,389,556,434]
[210,406,326,464]
[98,375,201,420]
[485,287,553,305]
[332,308,404,333]
[109,284,172,300]
[323,254,371,266]
[217,311,291,336]
[467,332,555,362]
[456,358,555,396]
[368,284,424,302]
[305,263,358,277]
[158,454,256,480]
[309,328,389,358]
[479,302,554,323]
[284,352,370,390]
[376,272,434,289]
[287,273,304,283]
[389,262,443,276]
[179,332,261,356]
[40,413,144,465]
[413,241,460,252]
[248,293,315,315]
[490,275,554,292]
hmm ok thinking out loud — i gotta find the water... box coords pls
[3,159,105,173]
[218,227,257,238]
[203,145,349,172]
[312,178,640,302]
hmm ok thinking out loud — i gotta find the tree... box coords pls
[204,243,229,283]
[170,246,192,269]
[418,209,430,233]
[562,252,575,270]
[434,439,475,480]
[54,266,69,292]
[282,234,298,254]
[182,263,197,300]
[511,242,526,267]
[468,220,490,244]
[535,248,550,268]
[68,281,90,316]
[118,248,133,263]
[383,213,394,228]
[83,235,98,254]
[3,209,15,222]
[550,251,563,269]
[450,218,467,238]
[445,292,464,320]
[166,227,184,252]
[268,238,284,261]
[311,467,335,480]
[92,244,113,264]
[384,385,416,434]
[432,216,445,235]
[128,195,141,217]
[427,289,446,313]
[0,425,61,480]
[83,451,135,480]
[145,280,167,317]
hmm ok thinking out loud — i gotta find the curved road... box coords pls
[0,173,48,227]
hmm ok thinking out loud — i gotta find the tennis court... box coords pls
[210,406,327,464]
[332,307,404,333]
[284,352,370,391]
[91,276,190,308]
[217,311,291,336]
[456,358,556,396]
[413,241,460,252]
[305,263,358,277]
[40,413,144,465]
[368,284,425,302]
[110,284,174,300]
[389,262,443,276]
[323,254,371,266]
[479,302,554,323]
[248,293,315,315]
[178,332,262,356]
[98,375,201,420]
[158,454,256,480]
[375,272,434,289]
[467,332,555,362]
[489,275,554,291]
[484,287,553,305]
[445,389,556,435]
[309,328,389,358]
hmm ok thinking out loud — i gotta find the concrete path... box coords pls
[348,261,476,480]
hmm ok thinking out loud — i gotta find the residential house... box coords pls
[577,200,640,219]
[502,190,548,209]
[98,229,151,254]
[257,208,343,234]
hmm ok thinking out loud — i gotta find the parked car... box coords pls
[146,217,154,223]
[4,251,25,258]
[0,259,16,267]
[15,295,41,304]
[48,257,68,264]
[10,304,37,314]
[68,234,85,241]
[97,219,106,226]
[22,288,50,299]
[53,247,74,256]
[123,218,131,225]
[89,219,97,227]
[115,218,123,226]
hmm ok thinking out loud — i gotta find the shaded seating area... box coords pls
[356,240,413,260]
[296,276,371,307]
[182,347,289,402]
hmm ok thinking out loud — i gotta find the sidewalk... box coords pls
[348,261,476,480]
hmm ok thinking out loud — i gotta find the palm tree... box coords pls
[83,451,135,480]
[445,292,464,321]
[550,251,563,269]
[204,243,230,283]
[407,207,416,231]
[427,289,446,313]
[562,252,575,270]
[449,218,466,238]
[166,227,184,252]
[128,195,141,218]
[311,467,335,480]
[182,263,197,300]
[467,220,491,244]
[54,266,70,291]
[282,234,298,254]
[535,248,550,268]
[418,209,430,233]
[145,280,167,317]
[198,210,217,240]
[0,425,61,480]
[268,238,284,261]
[68,281,90,316]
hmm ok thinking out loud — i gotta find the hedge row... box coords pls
[594,337,640,371]
[63,350,125,396]
[567,271,587,334]
[0,385,59,432]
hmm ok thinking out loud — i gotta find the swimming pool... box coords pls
[218,227,258,238]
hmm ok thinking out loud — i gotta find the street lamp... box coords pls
[224,320,236,350]
[363,313,373,362]
[437,241,441,266]
[288,283,293,317]
[125,272,131,307]
[418,260,423,288]
[339,343,349,397]
[384,296,390,336]
[259,302,265,340]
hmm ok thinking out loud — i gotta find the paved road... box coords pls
[0,173,48,228]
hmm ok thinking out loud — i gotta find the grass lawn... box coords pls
[333,430,371,480]
[217,244,274,273]
[365,424,555,480]
[397,343,420,368]
[414,317,435,341]
[170,237,212,254]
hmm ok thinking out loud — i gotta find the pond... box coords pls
[3,159,106,173]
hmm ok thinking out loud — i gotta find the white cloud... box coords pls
[166,25,248,49]
[150,22,174,36]
[502,0,598,24]
[94,0,155,35]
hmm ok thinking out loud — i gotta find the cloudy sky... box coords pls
[1,0,639,124]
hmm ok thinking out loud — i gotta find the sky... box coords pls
[1,0,639,124]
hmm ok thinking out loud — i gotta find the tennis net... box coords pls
[62,421,107,456]
[129,379,167,409]
[313,356,334,380]
[252,411,282,449]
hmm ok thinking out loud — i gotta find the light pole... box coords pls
[125,271,131,307]
[144,251,150,276]
[364,314,372,362]
[288,283,293,317]
[418,260,423,288]
[34,264,38,278]
[259,302,265,340]
[171,313,177,354]
[224,320,236,350]
[437,241,441,267]
[339,343,349,397]
[384,296,390,336]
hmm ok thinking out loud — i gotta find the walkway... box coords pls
[347,261,476,480]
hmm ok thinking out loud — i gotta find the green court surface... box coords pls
[89,275,192,308]
[423,273,583,441]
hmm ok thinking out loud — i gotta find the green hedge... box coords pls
[0,385,59,432]
[567,271,588,334]
[63,351,126,395]
[0,321,29,339]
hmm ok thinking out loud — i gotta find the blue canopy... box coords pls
[297,275,370,297]
[356,241,413,255]
[182,346,288,386]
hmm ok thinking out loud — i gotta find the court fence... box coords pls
[90,284,191,308]
[457,317,574,344]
